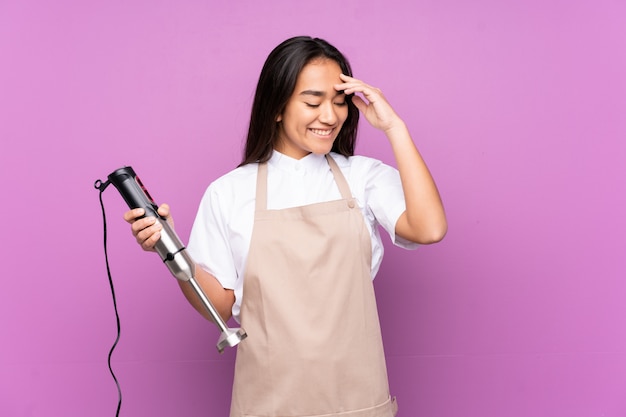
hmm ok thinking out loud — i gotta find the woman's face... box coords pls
[275,59,349,159]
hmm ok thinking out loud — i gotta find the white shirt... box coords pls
[187,150,418,322]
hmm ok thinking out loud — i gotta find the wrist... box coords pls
[384,119,409,140]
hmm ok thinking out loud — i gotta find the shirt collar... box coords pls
[268,150,329,176]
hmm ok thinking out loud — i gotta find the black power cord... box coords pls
[94,179,122,417]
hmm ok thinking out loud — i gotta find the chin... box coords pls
[311,149,331,156]
[311,142,336,155]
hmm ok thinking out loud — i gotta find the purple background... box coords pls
[1,0,625,416]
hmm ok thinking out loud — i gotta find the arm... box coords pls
[337,74,447,244]
[124,205,235,322]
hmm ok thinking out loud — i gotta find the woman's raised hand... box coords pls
[336,74,405,134]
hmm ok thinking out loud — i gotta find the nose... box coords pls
[318,101,338,125]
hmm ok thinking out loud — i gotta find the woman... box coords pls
[125,36,447,417]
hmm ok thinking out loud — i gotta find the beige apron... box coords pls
[230,155,397,417]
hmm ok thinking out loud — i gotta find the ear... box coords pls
[276,114,282,122]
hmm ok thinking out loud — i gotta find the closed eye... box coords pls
[305,102,346,108]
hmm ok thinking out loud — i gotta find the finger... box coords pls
[157,203,170,218]
[131,215,157,237]
[343,85,381,104]
[337,74,377,91]
[350,95,368,113]
[136,221,163,248]
[335,81,365,94]
[339,73,359,83]
[142,231,162,251]
[335,74,365,93]
[123,208,145,223]
[157,203,175,228]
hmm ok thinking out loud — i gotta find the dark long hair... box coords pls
[239,36,359,166]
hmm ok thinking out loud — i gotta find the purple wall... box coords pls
[1,0,625,416]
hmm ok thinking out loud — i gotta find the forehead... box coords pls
[294,59,343,92]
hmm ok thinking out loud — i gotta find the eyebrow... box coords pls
[299,90,345,97]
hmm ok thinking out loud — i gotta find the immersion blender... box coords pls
[105,166,247,353]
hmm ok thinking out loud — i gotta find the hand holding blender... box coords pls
[108,167,246,353]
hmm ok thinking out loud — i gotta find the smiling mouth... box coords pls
[310,128,334,136]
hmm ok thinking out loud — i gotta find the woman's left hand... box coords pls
[336,74,404,134]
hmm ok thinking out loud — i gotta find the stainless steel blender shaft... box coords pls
[156,218,247,353]
[187,276,247,353]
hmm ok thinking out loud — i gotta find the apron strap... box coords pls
[325,154,353,200]
[255,162,268,211]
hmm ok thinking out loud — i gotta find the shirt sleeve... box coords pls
[186,183,238,290]
[361,157,419,250]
